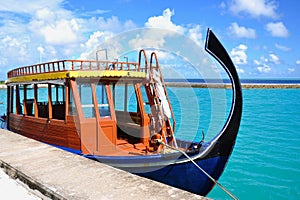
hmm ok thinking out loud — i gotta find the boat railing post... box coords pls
[62,61,66,71]
[138,49,148,73]
[96,49,108,70]
[124,56,128,70]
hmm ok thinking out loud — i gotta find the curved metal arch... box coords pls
[150,52,159,72]
[138,49,148,72]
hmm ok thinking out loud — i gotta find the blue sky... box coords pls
[0,0,299,80]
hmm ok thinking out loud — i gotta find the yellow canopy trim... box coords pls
[7,70,146,84]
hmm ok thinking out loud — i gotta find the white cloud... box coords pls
[265,22,289,37]
[230,44,248,65]
[128,32,166,49]
[38,19,80,45]
[128,8,203,50]
[27,7,82,45]
[254,53,281,74]
[275,44,291,51]
[86,16,136,33]
[145,8,185,33]
[269,53,280,64]
[229,0,278,18]
[237,68,245,74]
[296,60,300,65]
[228,22,256,38]
[187,24,203,46]
[257,64,271,73]
[79,30,123,60]
[288,68,295,73]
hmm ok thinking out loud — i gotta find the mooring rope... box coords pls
[156,140,238,200]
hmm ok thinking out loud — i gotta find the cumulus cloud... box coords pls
[187,25,203,46]
[229,0,278,18]
[0,0,138,77]
[296,60,300,65]
[228,22,256,38]
[254,53,281,74]
[265,22,289,37]
[230,44,248,65]
[129,8,203,49]
[145,8,185,33]
[255,57,271,73]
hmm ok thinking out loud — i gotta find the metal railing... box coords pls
[8,49,151,78]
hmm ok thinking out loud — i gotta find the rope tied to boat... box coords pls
[154,139,238,200]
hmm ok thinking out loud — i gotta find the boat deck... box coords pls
[0,129,206,199]
[111,138,179,156]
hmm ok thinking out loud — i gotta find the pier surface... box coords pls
[0,129,207,200]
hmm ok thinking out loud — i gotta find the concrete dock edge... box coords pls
[0,129,208,200]
[0,161,65,199]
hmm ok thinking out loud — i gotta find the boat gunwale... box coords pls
[6,69,147,84]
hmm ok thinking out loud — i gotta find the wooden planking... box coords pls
[8,114,81,150]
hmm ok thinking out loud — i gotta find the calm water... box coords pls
[0,87,299,199]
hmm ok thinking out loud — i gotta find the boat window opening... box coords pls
[8,86,14,114]
[25,84,35,116]
[12,85,22,115]
[111,83,116,107]
[51,84,66,120]
[114,84,125,111]
[11,86,16,114]
[95,83,111,118]
[140,86,151,114]
[127,84,138,113]
[77,82,95,118]
[51,84,65,104]
[68,88,77,116]
[36,84,49,118]
[18,85,24,115]
[114,82,142,139]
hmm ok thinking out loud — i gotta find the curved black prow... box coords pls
[204,29,243,158]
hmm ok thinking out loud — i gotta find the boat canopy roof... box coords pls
[6,59,147,85]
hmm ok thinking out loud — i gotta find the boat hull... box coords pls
[57,143,229,196]
[136,155,228,196]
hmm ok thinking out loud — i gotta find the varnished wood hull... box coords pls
[8,114,81,150]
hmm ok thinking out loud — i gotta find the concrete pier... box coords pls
[0,129,208,200]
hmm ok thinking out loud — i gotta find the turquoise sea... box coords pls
[0,87,299,199]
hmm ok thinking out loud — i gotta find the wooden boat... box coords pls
[1,29,242,197]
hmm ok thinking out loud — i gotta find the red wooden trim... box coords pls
[105,84,116,122]
[48,84,53,119]
[34,84,38,118]
[15,85,20,115]
[65,79,69,123]
[69,80,84,122]
[24,85,27,115]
